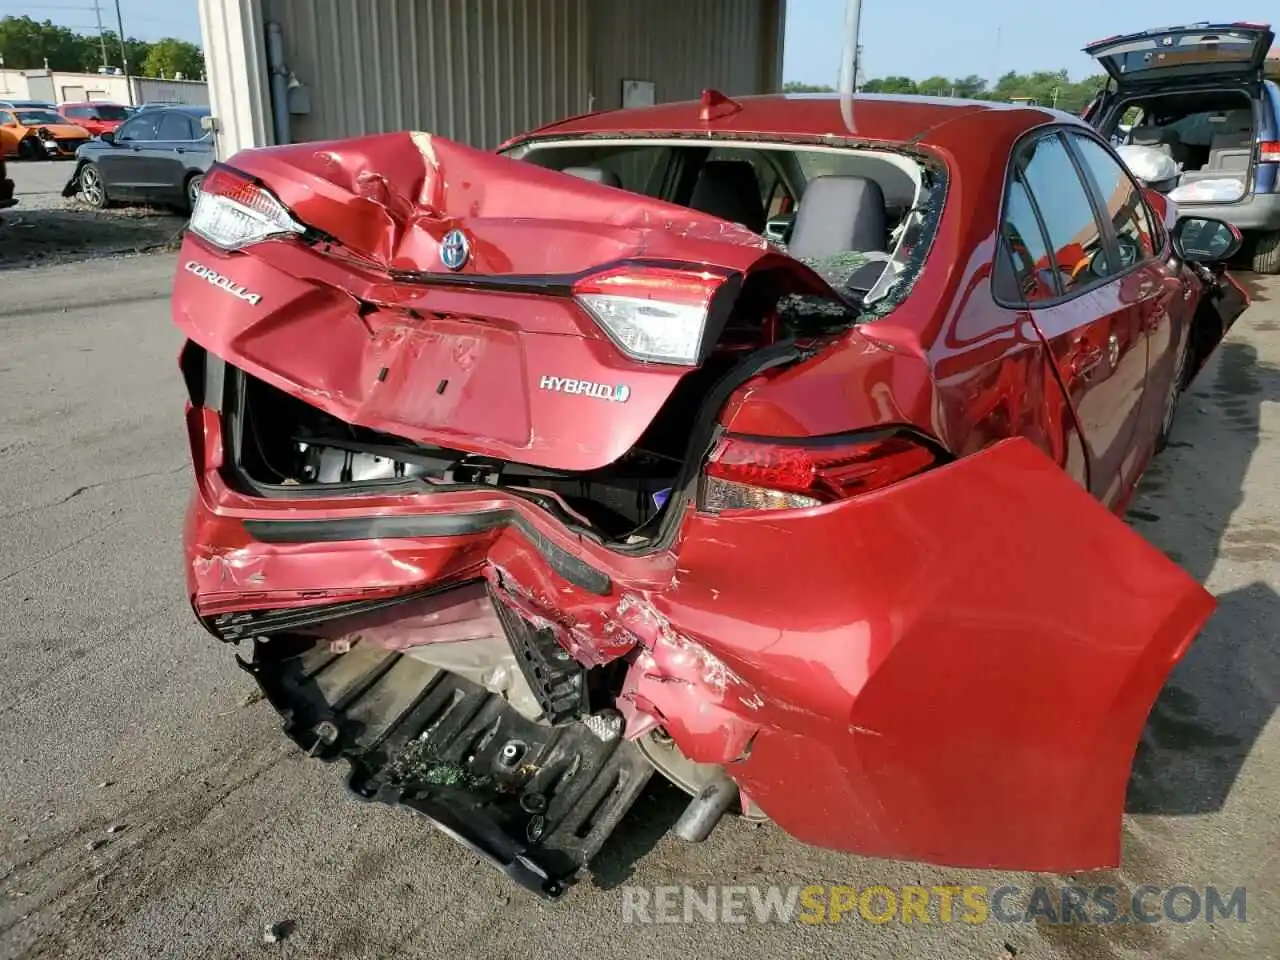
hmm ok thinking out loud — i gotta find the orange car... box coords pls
[0,107,92,160]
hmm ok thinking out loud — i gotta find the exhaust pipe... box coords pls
[673,770,739,842]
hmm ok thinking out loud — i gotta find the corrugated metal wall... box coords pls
[255,0,782,149]
[589,0,779,113]
[262,0,590,148]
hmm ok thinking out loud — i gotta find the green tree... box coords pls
[952,74,988,98]
[141,37,204,79]
[0,15,92,70]
[918,75,953,96]
[862,76,917,94]
[782,81,835,93]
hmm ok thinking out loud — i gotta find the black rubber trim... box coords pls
[243,511,612,595]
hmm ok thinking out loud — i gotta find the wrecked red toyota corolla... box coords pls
[171,93,1248,898]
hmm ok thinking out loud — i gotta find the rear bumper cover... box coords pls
[186,396,1215,876]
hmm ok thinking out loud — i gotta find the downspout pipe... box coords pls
[266,21,290,146]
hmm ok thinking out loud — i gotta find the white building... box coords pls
[198,0,786,158]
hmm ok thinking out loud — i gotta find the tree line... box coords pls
[0,16,205,80]
[784,69,1108,115]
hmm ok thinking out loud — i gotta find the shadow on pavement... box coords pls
[1125,334,1280,816]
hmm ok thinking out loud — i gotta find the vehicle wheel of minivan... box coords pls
[1156,328,1191,453]
[77,163,109,209]
[1251,230,1280,274]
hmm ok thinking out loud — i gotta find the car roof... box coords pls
[517,92,1085,148]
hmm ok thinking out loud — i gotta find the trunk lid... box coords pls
[1085,23,1275,89]
[173,133,844,473]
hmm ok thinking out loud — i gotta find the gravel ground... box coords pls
[0,160,185,271]
[0,255,1277,959]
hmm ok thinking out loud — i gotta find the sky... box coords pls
[5,0,1280,87]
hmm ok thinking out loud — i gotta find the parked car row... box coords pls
[62,105,213,212]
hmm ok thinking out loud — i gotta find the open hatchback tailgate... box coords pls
[1085,22,1275,88]
[174,131,1217,892]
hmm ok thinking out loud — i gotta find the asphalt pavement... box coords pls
[0,253,1277,959]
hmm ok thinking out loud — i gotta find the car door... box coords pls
[149,111,197,204]
[0,110,17,156]
[994,129,1149,508]
[1068,132,1191,470]
[103,112,162,197]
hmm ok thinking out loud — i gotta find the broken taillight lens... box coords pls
[573,266,725,366]
[699,433,936,512]
[188,164,306,252]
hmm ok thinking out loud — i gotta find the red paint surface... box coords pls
[174,95,1238,872]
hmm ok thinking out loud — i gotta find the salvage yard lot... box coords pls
[0,253,1278,959]
[0,161,184,271]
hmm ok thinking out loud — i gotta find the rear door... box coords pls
[103,112,162,197]
[994,129,1149,508]
[150,111,198,203]
[1085,23,1274,87]
[1068,131,1192,474]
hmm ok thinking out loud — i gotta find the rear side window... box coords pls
[157,112,195,140]
[994,171,1057,303]
[1070,133,1156,265]
[1019,135,1110,294]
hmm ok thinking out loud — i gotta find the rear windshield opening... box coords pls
[1107,89,1256,202]
[504,138,944,319]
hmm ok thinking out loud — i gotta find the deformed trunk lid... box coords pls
[173,132,840,472]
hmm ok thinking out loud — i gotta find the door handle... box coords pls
[175,147,185,154]
[1070,346,1105,378]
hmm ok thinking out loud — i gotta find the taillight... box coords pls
[188,164,306,252]
[699,433,936,512]
[573,266,728,366]
[1259,141,1280,163]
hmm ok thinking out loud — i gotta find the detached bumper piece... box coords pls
[241,633,653,900]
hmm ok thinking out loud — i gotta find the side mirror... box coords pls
[1172,216,1242,263]
[99,131,115,144]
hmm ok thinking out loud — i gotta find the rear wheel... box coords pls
[184,173,204,214]
[77,163,108,209]
[1251,229,1280,274]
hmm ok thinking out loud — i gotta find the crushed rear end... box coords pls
[174,131,1215,898]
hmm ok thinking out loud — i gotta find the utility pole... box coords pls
[93,0,109,69]
[114,0,134,104]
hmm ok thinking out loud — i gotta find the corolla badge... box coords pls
[440,229,470,271]
[183,260,262,305]
[539,375,631,403]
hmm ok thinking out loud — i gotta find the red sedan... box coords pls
[56,101,130,137]
[171,92,1248,899]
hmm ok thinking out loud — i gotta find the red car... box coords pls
[56,101,130,137]
[171,92,1248,898]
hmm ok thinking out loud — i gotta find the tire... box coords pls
[1156,329,1191,453]
[183,173,204,214]
[1251,229,1280,274]
[77,162,109,209]
[16,138,40,161]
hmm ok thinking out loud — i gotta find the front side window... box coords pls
[1070,133,1157,268]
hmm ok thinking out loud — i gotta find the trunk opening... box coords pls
[224,270,847,547]
[1105,87,1257,204]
